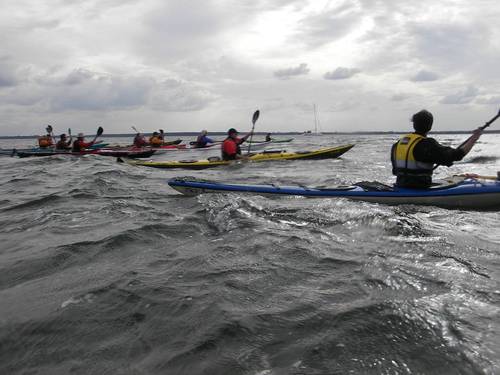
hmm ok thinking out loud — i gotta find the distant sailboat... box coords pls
[303,104,322,135]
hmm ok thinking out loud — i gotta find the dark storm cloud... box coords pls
[323,67,361,80]
[274,63,310,79]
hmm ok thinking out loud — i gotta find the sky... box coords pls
[1,0,499,135]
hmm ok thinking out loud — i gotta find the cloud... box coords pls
[0,57,20,87]
[273,63,310,79]
[296,3,363,48]
[476,96,500,105]
[1,0,499,134]
[0,66,216,113]
[50,76,153,111]
[150,79,216,112]
[410,70,439,82]
[391,93,412,102]
[440,85,479,105]
[323,67,361,80]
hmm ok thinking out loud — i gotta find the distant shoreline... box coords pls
[1,130,499,139]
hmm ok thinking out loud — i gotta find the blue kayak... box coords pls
[168,176,500,209]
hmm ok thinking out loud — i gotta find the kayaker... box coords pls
[265,133,272,142]
[221,128,253,160]
[38,132,54,148]
[195,130,214,148]
[391,109,483,188]
[72,133,96,152]
[55,133,72,150]
[149,132,162,147]
[133,133,147,148]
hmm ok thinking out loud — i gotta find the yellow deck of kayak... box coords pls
[124,144,355,170]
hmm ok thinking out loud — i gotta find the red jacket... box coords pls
[221,137,242,160]
[72,139,94,152]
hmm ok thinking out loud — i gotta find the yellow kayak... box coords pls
[123,144,355,170]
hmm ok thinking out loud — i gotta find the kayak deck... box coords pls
[168,176,500,209]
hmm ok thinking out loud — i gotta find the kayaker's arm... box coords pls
[457,127,483,156]
[239,131,254,144]
[413,138,465,167]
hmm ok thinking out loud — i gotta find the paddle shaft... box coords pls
[433,109,500,170]
[457,111,500,149]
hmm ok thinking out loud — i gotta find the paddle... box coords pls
[46,124,56,144]
[457,108,500,149]
[246,110,260,155]
[433,108,500,170]
[92,126,104,143]
[131,126,140,134]
[456,173,499,181]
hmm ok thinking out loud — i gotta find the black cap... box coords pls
[412,109,433,133]
[228,128,238,135]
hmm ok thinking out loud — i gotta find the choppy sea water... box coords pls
[1,134,499,375]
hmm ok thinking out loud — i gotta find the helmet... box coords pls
[227,128,238,135]
[412,110,433,133]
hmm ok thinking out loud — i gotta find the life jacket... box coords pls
[38,136,53,148]
[221,137,241,160]
[55,140,70,150]
[134,136,147,148]
[196,135,207,148]
[149,136,162,146]
[391,133,433,177]
[72,139,84,152]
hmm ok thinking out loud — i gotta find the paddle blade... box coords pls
[97,126,104,136]
[68,128,71,136]
[252,110,260,125]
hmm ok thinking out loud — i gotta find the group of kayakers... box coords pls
[38,131,97,152]
[133,130,166,148]
[36,109,484,190]
[131,127,266,161]
[219,109,484,189]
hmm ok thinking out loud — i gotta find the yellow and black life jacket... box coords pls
[391,133,433,177]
